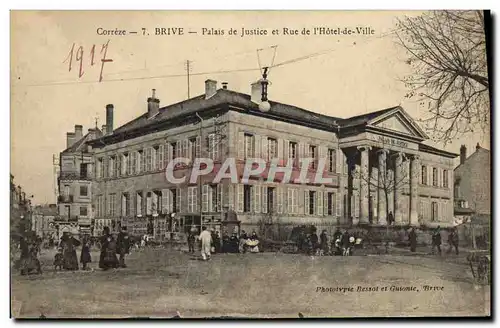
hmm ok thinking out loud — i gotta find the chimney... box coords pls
[102,125,107,135]
[106,104,114,134]
[222,82,228,90]
[147,89,160,119]
[205,80,217,99]
[476,142,481,151]
[251,80,263,104]
[74,125,83,140]
[460,145,467,164]
[66,132,76,148]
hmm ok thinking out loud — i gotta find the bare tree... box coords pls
[396,11,490,144]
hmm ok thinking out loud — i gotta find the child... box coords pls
[80,239,92,270]
[54,247,64,271]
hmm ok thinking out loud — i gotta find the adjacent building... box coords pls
[75,79,457,239]
[31,204,58,239]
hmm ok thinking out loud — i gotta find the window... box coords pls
[96,195,104,217]
[244,133,254,158]
[211,185,222,212]
[80,163,88,179]
[207,134,220,160]
[122,153,129,176]
[129,152,135,175]
[108,156,115,177]
[80,185,88,197]
[96,158,103,178]
[289,142,298,166]
[157,145,165,170]
[171,142,178,159]
[108,193,116,216]
[187,186,198,213]
[306,190,317,215]
[431,201,438,221]
[328,149,336,172]
[267,138,278,160]
[309,145,317,169]
[79,206,87,216]
[152,191,161,215]
[287,188,299,214]
[65,205,71,219]
[145,192,152,215]
[189,138,197,161]
[115,156,121,177]
[244,185,252,212]
[421,166,427,185]
[443,170,448,188]
[136,192,143,216]
[102,158,108,178]
[138,150,145,173]
[122,193,130,216]
[326,192,335,216]
[432,168,438,186]
[267,187,275,213]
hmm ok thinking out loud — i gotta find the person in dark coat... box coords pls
[387,211,395,226]
[447,228,459,255]
[80,238,92,270]
[310,231,319,255]
[222,231,230,253]
[187,230,196,254]
[213,231,221,254]
[99,227,119,270]
[59,232,80,270]
[116,226,131,268]
[431,226,442,255]
[341,230,352,256]
[408,227,417,252]
[229,232,239,253]
[319,230,328,256]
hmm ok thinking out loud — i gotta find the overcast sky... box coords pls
[11,11,490,204]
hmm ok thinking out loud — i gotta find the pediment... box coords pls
[368,107,428,140]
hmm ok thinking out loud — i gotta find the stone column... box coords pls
[357,146,371,225]
[346,155,356,225]
[377,149,389,225]
[393,152,404,224]
[409,155,420,226]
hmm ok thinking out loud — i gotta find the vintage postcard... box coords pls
[10,10,491,318]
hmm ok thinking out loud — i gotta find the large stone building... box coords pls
[78,79,457,239]
[31,204,58,239]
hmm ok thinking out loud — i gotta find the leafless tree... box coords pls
[396,11,490,144]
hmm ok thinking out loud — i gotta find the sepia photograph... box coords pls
[9,9,491,319]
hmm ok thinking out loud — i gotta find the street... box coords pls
[11,248,490,318]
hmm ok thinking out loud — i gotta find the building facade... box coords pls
[31,204,58,239]
[82,80,457,239]
[58,125,102,238]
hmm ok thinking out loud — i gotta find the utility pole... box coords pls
[186,60,191,99]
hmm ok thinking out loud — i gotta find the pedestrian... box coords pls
[319,230,328,256]
[310,230,319,256]
[99,226,119,270]
[447,228,459,255]
[59,231,80,271]
[239,230,248,254]
[341,230,351,256]
[198,226,212,261]
[431,226,442,255]
[408,227,417,253]
[80,238,92,270]
[388,211,395,226]
[187,229,196,254]
[116,226,131,268]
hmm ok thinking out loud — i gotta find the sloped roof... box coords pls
[419,143,458,158]
[62,128,102,153]
[454,147,490,171]
[336,106,398,128]
[113,89,340,135]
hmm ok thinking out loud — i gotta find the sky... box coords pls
[10,11,490,204]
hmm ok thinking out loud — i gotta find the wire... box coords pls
[17,30,396,88]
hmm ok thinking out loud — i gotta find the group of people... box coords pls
[409,226,459,255]
[187,227,261,261]
[296,228,361,256]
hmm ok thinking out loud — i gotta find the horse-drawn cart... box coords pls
[467,250,490,285]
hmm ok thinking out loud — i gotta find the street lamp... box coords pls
[258,67,271,112]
